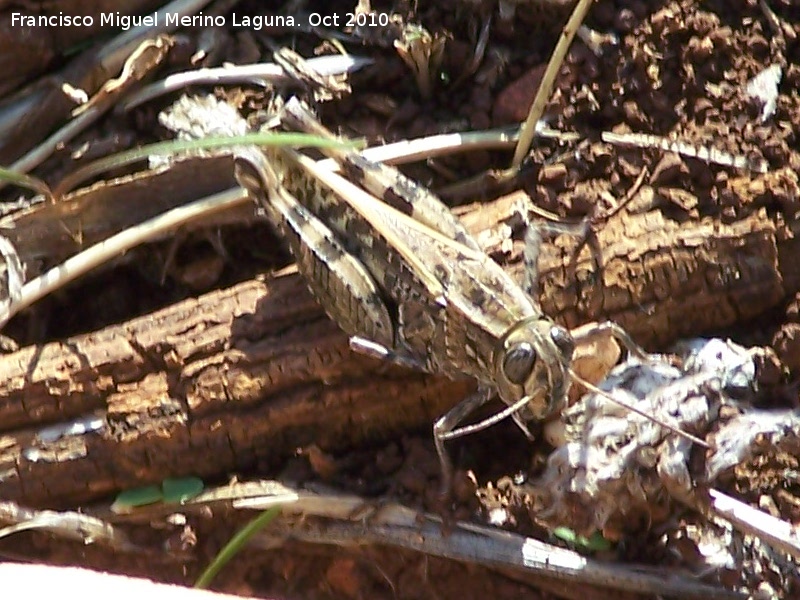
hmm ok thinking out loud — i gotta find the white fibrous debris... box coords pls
[526,338,761,535]
[525,336,800,591]
[159,94,248,139]
[745,64,782,123]
[151,95,249,168]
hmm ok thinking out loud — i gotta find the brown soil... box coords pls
[1,0,799,598]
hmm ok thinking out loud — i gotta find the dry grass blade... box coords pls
[0,166,52,201]
[511,0,595,168]
[0,502,136,551]
[314,125,520,170]
[704,489,800,561]
[231,483,744,599]
[0,235,24,305]
[52,132,359,199]
[71,36,175,117]
[600,131,770,173]
[0,480,741,597]
[0,187,248,329]
[120,55,373,111]
[0,35,173,191]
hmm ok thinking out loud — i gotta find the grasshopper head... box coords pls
[493,317,575,421]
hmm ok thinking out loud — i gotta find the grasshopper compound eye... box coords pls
[502,342,537,385]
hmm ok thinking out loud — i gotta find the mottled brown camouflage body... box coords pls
[235,99,576,488]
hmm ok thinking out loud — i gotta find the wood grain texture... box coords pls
[0,191,793,507]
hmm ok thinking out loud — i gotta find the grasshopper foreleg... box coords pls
[433,385,497,498]
[522,210,603,298]
[434,387,544,500]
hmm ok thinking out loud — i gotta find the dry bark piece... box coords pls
[0,480,744,599]
[0,190,795,508]
[0,273,472,506]
[0,0,166,96]
[0,154,241,278]
[522,199,785,348]
[0,1,206,167]
[525,339,756,535]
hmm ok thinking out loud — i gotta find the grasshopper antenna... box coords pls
[568,369,711,449]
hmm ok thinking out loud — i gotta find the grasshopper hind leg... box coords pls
[522,167,648,298]
[235,149,397,349]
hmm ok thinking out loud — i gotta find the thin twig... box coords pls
[703,489,800,561]
[120,55,373,112]
[0,0,213,192]
[0,188,248,329]
[315,126,520,170]
[511,0,595,167]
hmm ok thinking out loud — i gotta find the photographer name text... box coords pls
[10,11,390,30]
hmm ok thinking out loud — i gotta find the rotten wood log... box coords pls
[0,191,795,508]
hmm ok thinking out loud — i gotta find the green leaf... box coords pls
[552,526,578,544]
[552,526,613,553]
[111,485,163,513]
[582,530,613,552]
[161,477,204,504]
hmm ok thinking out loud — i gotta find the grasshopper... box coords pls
[234,98,648,497]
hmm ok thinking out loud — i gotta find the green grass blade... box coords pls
[111,485,163,513]
[55,132,363,198]
[552,526,613,553]
[0,166,52,200]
